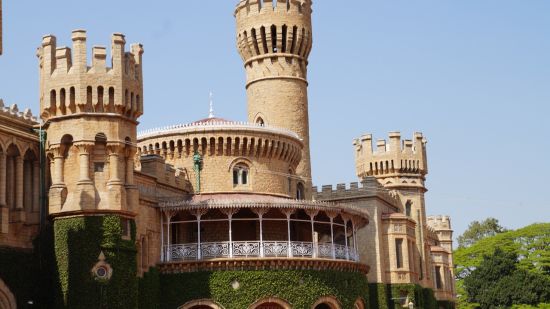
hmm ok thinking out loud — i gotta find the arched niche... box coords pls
[249,297,292,309]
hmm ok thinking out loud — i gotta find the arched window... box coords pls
[233,164,249,186]
[405,200,412,217]
[296,182,305,200]
[256,117,265,126]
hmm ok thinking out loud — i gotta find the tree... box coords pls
[463,248,550,309]
[457,218,508,248]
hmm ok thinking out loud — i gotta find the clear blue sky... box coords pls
[1,1,549,240]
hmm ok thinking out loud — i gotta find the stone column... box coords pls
[23,160,32,217]
[76,143,93,183]
[0,153,7,234]
[15,156,24,210]
[125,147,136,186]
[107,144,123,185]
[6,156,13,208]
[52,147,65,185]
[0,152,6,207]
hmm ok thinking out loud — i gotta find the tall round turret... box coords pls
[235,0,313,199]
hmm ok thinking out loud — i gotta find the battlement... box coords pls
[312,177,400,207]
[235,0,312,18]
[427,215,452,231]
[235,0,313,65]
[354,132,428,178]
[37,30,144,121]
[0,99,39,124]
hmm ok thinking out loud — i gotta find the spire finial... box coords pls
[208,91,215,118]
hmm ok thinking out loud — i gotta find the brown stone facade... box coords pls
[0,0,455,307]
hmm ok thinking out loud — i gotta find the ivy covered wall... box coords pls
[367,283,450,309]
[53,215,138,309]
[158,269,369,309]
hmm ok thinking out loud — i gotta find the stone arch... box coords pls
[249,297,292,309]
[178,299,224,309]
[227,157,256,173]
[353,298,365,309]
[311,296,342,309]
[0,278,17,309]
[253,112,267,125]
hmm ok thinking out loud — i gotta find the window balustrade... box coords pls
[164,240,359,262]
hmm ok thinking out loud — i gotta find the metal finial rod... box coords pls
[208,91,215,118]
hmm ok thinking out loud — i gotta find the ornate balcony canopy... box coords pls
[158,195,369,268]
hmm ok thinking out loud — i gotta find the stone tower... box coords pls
[38,30,143,216]
[354,132,432,285]
[235,0,313,198]
[37,30,144,307]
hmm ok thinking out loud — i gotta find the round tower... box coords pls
[37,30,143,216]
[37,30,144,307]
[235,0,313,199]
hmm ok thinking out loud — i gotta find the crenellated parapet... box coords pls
[235,0,313,86]
[427,215,453,251]
[354,132,428,188]
[37,30,144,121]
[0,100,39,124]
[312,178,400,208]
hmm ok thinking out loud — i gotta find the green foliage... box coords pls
[54,215,138,309]
[454,223,550,280]
[160,270,369,309]
[139,267,161,309]
[366,283,440,309]
[463,248,550,309]
[457,218,508,249]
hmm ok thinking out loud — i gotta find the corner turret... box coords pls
[39,31,143,217]
[37,30,144,121]
[354,132,428,189]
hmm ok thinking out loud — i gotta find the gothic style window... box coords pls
[296,182,305,200]
[233,164,249,186]
[395,238,403,269]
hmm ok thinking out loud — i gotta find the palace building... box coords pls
[0,1,455,308]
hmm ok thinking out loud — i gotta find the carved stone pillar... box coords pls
[125,147,136,186]
[0,152,6,207]
[13,156,26,222]
[76,143,93,184]
[107,144,123,185]
[0,152,7,233]
[51,146,65,186]
[15,156,24,210]
[48,146,68,215]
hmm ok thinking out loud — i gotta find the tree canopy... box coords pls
[463,248,550,309]
[457,218,508,249]
[454,222,550,309]
[454,223,550,280]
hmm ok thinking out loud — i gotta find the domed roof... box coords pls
[190,116,232,125]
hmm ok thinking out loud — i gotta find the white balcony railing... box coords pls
[164,241,359,262]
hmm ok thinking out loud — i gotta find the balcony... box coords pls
[157,196,369,272]
[165,241,359,262]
